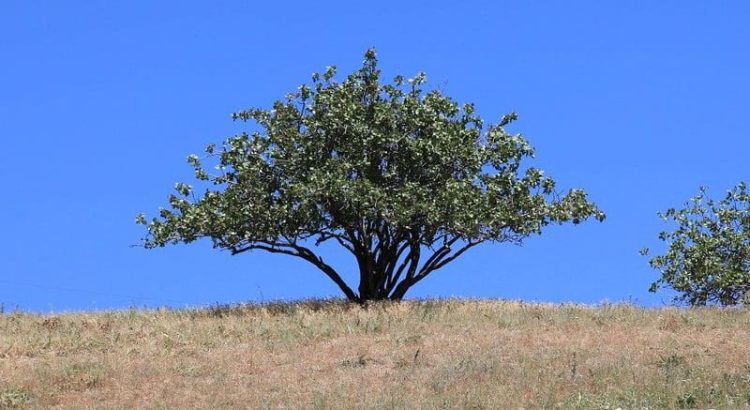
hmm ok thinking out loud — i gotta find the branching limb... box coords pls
[314,232,356,254]
[389,239,483,300]
[231,240,359,302]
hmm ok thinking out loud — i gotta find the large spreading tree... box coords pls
[137,49,605,303]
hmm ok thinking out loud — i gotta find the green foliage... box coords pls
[138,49,604,302]
[642,182,750,306]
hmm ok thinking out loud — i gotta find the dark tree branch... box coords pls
[231,240,359,302]
[389,239,482,300]
[429,240,482,272]
[385,239,420,297]
[314,232,356,254]
[418,236,461,274]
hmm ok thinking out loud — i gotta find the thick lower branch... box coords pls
[232,242,359,302]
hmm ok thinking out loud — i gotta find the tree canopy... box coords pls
[137,49,605,302]
[642,182,750,306]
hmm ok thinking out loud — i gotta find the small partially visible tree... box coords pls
[137,49,605,303]
[642,182,750,306]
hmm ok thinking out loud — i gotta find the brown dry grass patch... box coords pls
[1,299,749,409]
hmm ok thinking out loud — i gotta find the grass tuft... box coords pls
[0,389,34,409]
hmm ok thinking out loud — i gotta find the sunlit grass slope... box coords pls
[1,299,749,409]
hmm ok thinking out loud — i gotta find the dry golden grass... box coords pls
[1,299,749,409]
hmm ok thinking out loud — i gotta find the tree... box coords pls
[642,182,750,306]
[137,49,605,303]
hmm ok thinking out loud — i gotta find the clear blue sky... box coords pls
[2,1,748,312]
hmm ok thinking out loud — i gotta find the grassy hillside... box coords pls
[1,299,749,409]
